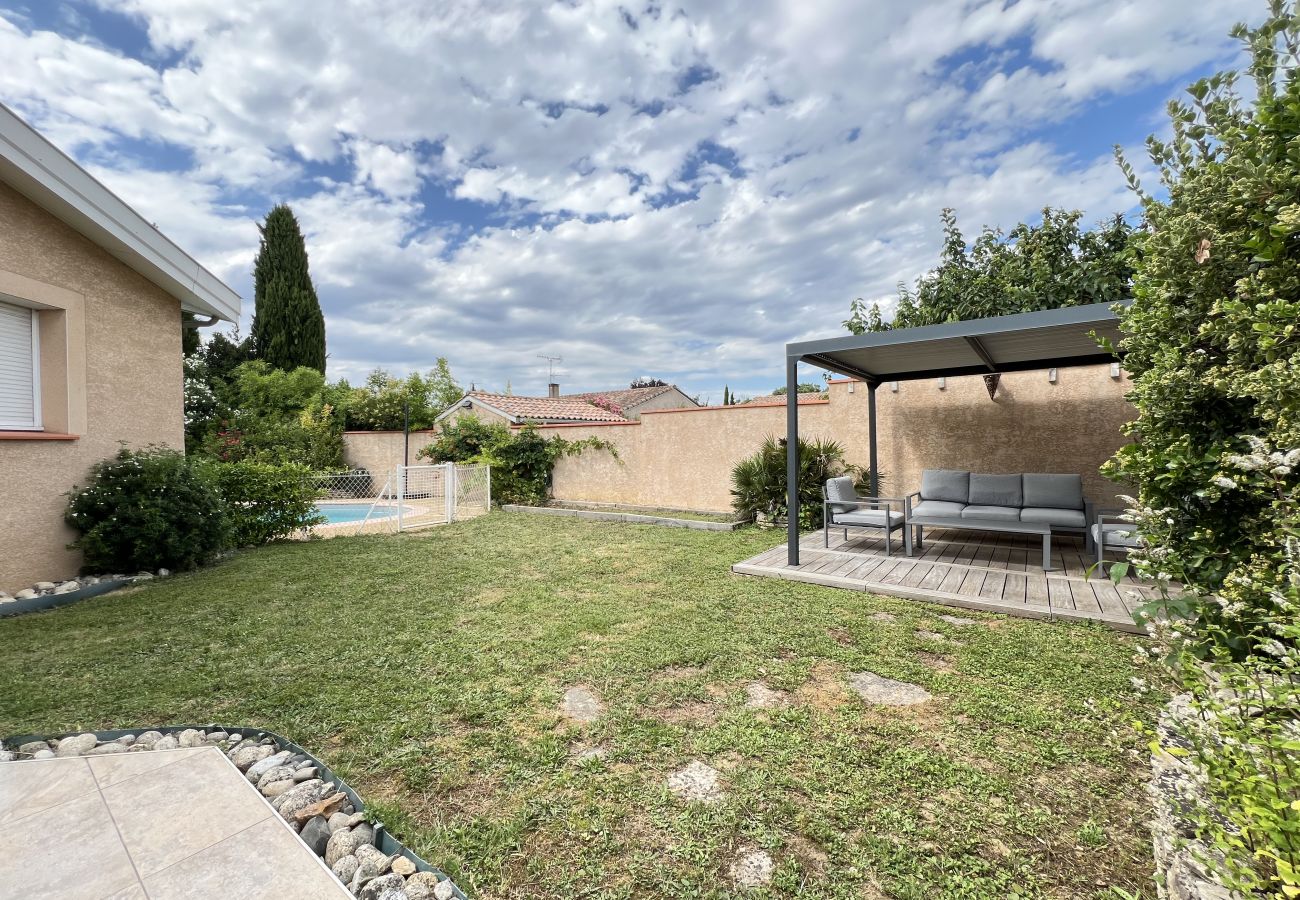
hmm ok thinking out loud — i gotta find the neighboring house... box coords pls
[435,382,697,428]
[0,104,240,592]
[560,383,697,420]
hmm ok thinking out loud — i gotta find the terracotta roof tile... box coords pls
[561,384,682,408]
[468,392,629,423]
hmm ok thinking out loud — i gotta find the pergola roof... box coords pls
[788,302,1123,384]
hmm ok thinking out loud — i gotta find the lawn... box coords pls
[0,513,1161,899]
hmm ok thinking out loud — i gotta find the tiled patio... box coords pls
[0,747,350,900]
[733,527,1156,632]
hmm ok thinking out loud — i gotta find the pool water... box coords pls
[314,502,398,525]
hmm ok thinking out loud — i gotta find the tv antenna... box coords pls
[537,354,563,380]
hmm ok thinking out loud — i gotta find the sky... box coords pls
[0,0,1249,402]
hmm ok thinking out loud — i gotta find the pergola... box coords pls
[782,302,1125,565]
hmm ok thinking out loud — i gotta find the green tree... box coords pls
[846,208,1133,333]
[344,359,463,431]
[207,361,344,470]
[772,383,823,395]
[250,204,326,373]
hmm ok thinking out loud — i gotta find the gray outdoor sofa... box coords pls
[904,469,1095,570]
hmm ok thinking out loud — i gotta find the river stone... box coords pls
[18,741,49,755]
[252,757,294,785]
[359,873,404,900]
[154,733,180,751]
[0,751,14,762]
[300,815,331,856]
[226,732,242,743]
[376,890,408,900]
[261,779,295,798]
[86,742,127,756]
[115,734,136,747]
[847,671,932,706]
[15,589,37,600]
[55,733,97,757]
[34,582,55,591]
[206,730,228,743]
[560,686,604,723]
[231,743,274,771]
[272,779,331,819]
[433,881,456,900]
[331,854,359,883]
[354,843,390,872]
[293,766,318,782]
[177,729,205,748]
[134,731,163,749]
[256,765,296,789]
[391,856,417,877]
[33,749,55,760]
[730,847,775,888]
[403,873,440,900]
[325,827,364,867]
[351,822,375,847]
[54,581,79,594]
[667,760,725,804]
[327,811,352,833]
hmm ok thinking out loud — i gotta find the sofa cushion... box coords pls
[961,504,1022,522]
[836,509,905,527]
[911,499,966,518]
[1022,474,1083,510]
[920,469,970,503]
[968,473,1022,507]
[825,476,858,514]
[1020,507,1087,527]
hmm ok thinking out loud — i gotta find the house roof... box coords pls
[0,103,240,322]
[441,391,631,424]
[561,384,685,409]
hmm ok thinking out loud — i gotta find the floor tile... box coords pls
[0,756,98,825]
[0,791,138,900]
[144,816,351,899]
[88,747,207,788]
[99,747,269,876]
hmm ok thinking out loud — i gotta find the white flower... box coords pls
[1212,476,1235,490]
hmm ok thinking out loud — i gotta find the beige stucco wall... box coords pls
[0,180,187,592]
[541,365,1134,513]
[341,429,437,478]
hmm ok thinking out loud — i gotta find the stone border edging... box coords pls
[0,578,131,619]
[501,504,745,531]
[2,724,468,900]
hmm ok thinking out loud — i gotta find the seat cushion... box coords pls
[1090,522,1140,548]
[969,473,1022,507]
[1020,507,1087,527]
[920,469,970,503]
[961,504,1021,522]
[836,510,905,527]
[825,476,858,514]
[1022,474,1083,510]
[911,499,966,518]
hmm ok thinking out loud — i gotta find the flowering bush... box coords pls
[66,447,226,573]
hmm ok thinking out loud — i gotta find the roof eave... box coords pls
[0,104,241,322]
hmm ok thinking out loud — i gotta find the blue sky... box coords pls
[0,0,1246,401]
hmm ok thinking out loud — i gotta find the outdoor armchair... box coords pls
[1090,508,1140,568]
[823,476,912,556]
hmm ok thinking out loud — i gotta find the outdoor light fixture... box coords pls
[890,381,898,392]
[1110,363,1122,379]
[937,377,946,390]
[1048,367,1058,383]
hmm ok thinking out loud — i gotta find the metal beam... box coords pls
[964,335,997,372]
[786,354,801,567]
[868,383,879,496]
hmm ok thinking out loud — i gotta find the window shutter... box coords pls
[0,300,40,429]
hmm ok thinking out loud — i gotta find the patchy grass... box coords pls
[0,513,1162,899]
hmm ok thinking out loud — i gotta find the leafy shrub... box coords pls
[209,460,324,547]
[343,360,462,431]
[206,361,346,470]
[419,416,615,505]
[730,436,874,530]
[66,447,226,573]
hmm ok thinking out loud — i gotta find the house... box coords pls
[435,382,697,428]
[0,103,240,592]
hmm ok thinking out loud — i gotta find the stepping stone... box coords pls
[869,612,897,622]
[744,682,789,709]
[570,745,608,762]
[847,672,932,706]
[915,630,947,642]
[667,760,724,804]
[560,686,604,723]
[729,847,775,888]
[938,615,980,626]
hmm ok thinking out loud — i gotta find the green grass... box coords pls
[0,513,1162,899]
[543,501,739,522]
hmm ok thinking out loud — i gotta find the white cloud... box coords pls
[0,0,1247,395]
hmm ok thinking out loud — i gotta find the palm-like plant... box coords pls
[731,436,879,529]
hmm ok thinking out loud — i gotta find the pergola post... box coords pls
[868,382,878,496]
[786,354,800,566]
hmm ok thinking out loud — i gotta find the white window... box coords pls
[0,299,41,430]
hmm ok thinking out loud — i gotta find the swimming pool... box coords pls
[314,502,398,525]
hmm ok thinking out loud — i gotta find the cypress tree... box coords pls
[724,385,731,406]
[250,204,326,373]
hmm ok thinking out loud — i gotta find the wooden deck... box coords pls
[732,527,1154,632]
